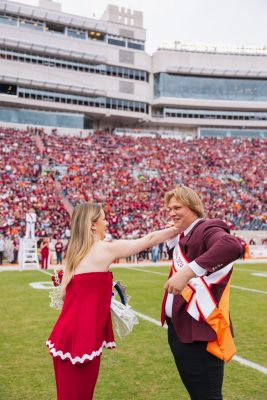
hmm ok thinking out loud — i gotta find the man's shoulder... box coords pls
[194,218,230,233]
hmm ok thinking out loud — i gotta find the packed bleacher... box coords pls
[0,127,70,238]
[0,127,266,239]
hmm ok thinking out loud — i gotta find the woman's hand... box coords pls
[165,221,175,228]
[168,225,179,238]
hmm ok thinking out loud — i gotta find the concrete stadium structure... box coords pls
[0,0,267,137]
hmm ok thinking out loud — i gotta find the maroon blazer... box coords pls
[163,219,242,343]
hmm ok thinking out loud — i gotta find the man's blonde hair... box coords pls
[164,185,205,218]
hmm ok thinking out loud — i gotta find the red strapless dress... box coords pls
[46,271,115,365]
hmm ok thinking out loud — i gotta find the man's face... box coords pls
[167,197,198,232]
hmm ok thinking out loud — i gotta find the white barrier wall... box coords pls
[249,246,267,259]
[232,230,267,245]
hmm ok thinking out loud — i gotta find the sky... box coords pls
[13,0,267,54]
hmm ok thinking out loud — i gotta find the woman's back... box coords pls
[74,241,114,274]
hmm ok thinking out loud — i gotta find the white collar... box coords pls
[183,218,203,236]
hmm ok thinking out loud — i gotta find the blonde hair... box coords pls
[164,185,205,218]
[63,203,102,286]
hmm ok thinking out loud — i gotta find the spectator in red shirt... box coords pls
[40,238,49,269]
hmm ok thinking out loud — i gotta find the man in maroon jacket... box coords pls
[162,185,242,400]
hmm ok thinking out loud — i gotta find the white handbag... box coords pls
[110,298,138,339]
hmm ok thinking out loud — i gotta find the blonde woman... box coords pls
[46,203,178,400]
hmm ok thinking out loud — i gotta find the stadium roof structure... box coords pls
[0,0,267,136]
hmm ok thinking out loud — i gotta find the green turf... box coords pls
[0,263,266,399]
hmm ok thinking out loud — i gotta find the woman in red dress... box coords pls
[40,238,49,269]
[46,203,178,400]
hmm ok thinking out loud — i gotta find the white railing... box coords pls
[160,41,267,56]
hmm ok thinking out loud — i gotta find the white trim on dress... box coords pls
[46,340,116,365]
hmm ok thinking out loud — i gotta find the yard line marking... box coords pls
[231,285,267,294]
[233,356,267,375]
[125,267,267,294]
[29,281,54,289]
[134,310,163,327]
[111,263,171,269]
[251,272,267,278]
[133,311,267,375]
[38,269,53,277]
[125,267,166,276]
[235,268,267,273]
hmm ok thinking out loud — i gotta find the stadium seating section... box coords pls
[0,127,266,238]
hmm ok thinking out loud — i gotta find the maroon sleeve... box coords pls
[194,226,243,273]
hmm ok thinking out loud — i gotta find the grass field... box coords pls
[0,262,266,400]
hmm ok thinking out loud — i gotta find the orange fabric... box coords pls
[181,277,236,362]
[244,244,250,259]
[206,278,236,362]
[181,285,194,302]
[168,250,235,361]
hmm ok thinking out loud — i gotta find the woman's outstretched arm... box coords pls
[105,226,179,260]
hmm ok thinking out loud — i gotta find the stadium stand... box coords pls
[0,2,266,246]
[0,127,266,239]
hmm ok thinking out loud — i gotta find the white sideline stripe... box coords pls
[234,260,267,265]
[125,267,267,295]
[1,260,266,273]
[133,311,267,375]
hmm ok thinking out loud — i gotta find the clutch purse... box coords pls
[111,280,138,338]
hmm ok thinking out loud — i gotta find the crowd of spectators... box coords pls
[0,127,266,241]
[0,127,69,239]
